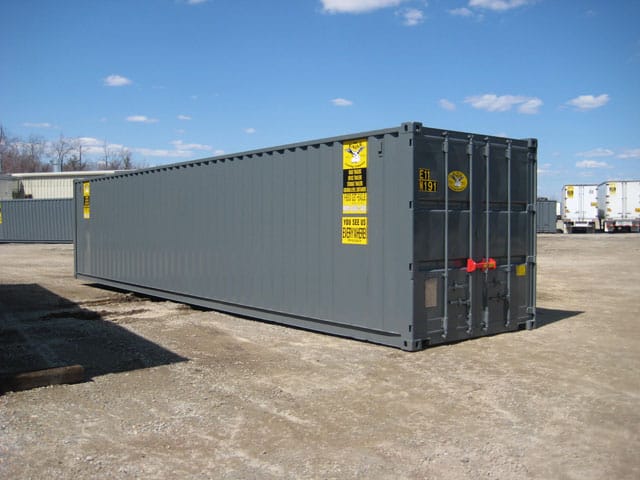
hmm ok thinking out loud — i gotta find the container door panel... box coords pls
[414,133,535,344]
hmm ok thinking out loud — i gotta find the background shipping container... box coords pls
[0,199,74,243]
[597,180,640,232]
[536,198,558,233]
[561,184,598,233]
[74,122,537,350]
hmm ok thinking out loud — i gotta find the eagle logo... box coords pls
[347,145,364,164]
[448,170,468,192]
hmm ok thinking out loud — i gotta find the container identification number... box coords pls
[418,168,438,192]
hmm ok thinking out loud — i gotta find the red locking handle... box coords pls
[466,258,497,273]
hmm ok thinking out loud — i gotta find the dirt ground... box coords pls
[1,235,639,479]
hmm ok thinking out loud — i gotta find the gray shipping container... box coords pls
[74,122,537,350]
[0,198,74,243]
[536,199,558,233]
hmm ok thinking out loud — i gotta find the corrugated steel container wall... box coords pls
[0,199,74,243]
[536,200,557,233]
[75,122,537,350]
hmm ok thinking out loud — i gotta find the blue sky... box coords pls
[1,0,638,199]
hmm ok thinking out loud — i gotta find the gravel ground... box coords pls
[1,234,639,479]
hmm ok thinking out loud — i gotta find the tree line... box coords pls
[0,124,137,173]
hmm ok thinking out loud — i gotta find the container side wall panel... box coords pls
[75,129,414,348]
[0,199,73,242]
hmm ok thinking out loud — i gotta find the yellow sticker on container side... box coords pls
[448,170,468,192]
[342,193,368,214]
[609,183,617,194]
[343,139,367,170]
[342,216,368,245]
[566,186,574,198]
[83,181,90,219]
[516,264,527,277]
[0,204,3,224]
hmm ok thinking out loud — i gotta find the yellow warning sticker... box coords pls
[0,204,3,224]
[516,264,527,277]
[342,216,368,245]
[83,182,91,219]
[418,168,438,192]
[448,171,468,192]
[566,186,574,198]
[343,139,367,170]
[609,183,617,194]
[342,139,368,214]
[343,193,368,214]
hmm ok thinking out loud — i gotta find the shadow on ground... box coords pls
[0,283,188,391]
[536,307,583,328]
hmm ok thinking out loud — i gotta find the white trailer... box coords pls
[597,180,640,233]
[561,184,599,233]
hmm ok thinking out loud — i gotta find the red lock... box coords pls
[466,258,497,273]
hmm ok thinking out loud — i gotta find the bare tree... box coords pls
[101,140,119,169]
[63,139,88,171]
[48,134,74,171]
[0,124,7,172]
[0,128,50,173]
[119,147,133,170]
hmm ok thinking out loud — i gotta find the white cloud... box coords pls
[398,8,424,26]
[170,140,214,151]
[576,148,614,158]
[177,114,191,121]
[126,115,158,124]
[331,98,353,106]
[438,98,456,111]
[464,94,542,113]
[537,162,554,176]
[518,97,543,114]
[566,94,609,111]
[617,148,640,159]
[321,0,405,14]
[576,160,610,168]
[22,122,53,128]
[76,137,125,155]
[135,148,192,158]
[449,7,473,16]
[244,128,256,134]
[135,141,223,159]
[104,74,132,87]
[468,0,534,11]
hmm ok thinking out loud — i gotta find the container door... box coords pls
[414,132,536,344]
